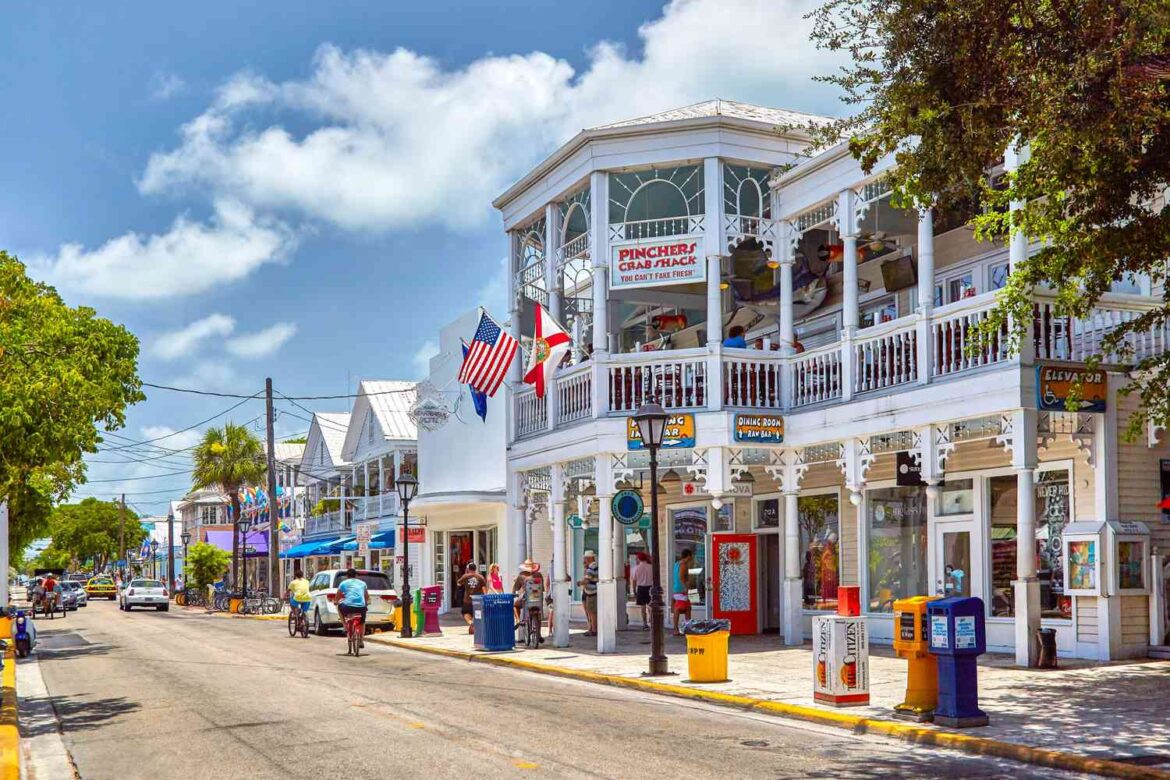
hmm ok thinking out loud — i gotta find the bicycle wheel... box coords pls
[265,598,281,615]
[287,610,297,637]
[527,612,540,649]
[299,612,310,639]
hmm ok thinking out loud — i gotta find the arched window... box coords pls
[737,178,763,219]
[625,180,690,224]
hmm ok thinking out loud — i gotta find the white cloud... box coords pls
[477,256,509,319]
[150,72,186,101]
[32,200,296,300]
[140,425,203,451]
[152,313,236,360]
[139,0,841,232]
[226,322,298,358]
[169,359,242,394]
[412,339,439,379]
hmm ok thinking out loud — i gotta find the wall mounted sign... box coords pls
[627,413,696,450]
[682,481,752,498]
[733,413,784,444]
[612,490,645,526]
[610,237,704,290]
[895,451,924,487]
[566,514,585,529]
[400,526,426,544]
[1036,365,1106,412]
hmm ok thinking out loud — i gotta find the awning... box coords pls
[278,538,337,559]
[318,536,355,553]
[204,530,269,557]
[341,531,395,551]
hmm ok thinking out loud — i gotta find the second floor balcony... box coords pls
[513,289,1165,441]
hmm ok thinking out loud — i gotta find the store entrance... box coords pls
[446,529,498,609]
[760,534,781,632]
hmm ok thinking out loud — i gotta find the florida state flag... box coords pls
[523,303,572,398]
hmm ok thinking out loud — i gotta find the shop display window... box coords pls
[937,479,974,515]
[799,493,840,611]
[866,486,928,613]
[1117,541,1146,590]
[755,498,780,530]
[671,507,708,606]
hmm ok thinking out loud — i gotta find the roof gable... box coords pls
[341,380,417,461]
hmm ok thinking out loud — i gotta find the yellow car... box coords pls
[85,576,117,600]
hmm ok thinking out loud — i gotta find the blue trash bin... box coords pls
[471,595,488,650]
[480,593,516,651]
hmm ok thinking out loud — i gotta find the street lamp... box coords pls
[181,531,191,591]
[150,540,159,580]
[396,473,419,639]
[238,516,253,594]
[633,401,669,676]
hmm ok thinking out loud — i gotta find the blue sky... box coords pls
[1,0,844,513]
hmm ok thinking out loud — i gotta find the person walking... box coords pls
[455,563,487,634]
[672,549,694,635]
[486,563,503,594]
[578,550,599,637]
[631,552,654,630]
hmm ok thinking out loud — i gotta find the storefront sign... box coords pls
[1036,365,1106,412]
[733,414,784,444]
[612,490,644,526]
[627,413,695,450]
[682,481,752,498]
[400,526,425,544]
[895,451,925,487]
[610,237,704,290]
[566,514,584,529]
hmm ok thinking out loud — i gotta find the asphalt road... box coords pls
[22,600,1079,780]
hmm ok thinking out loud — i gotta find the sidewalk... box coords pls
[369,616,1170,778]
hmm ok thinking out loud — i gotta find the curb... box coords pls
[368,636,1169,780]
[0,648,19,780]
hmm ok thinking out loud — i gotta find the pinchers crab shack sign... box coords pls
[610,238,705,290]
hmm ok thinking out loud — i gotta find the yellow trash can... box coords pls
[685,630,730,683]
[0,616,11,640]
[392,605,417,632]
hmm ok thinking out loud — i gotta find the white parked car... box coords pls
[119,578,170,612]
[307,570,397,635]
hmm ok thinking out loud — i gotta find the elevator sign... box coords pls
[610,238,705,290]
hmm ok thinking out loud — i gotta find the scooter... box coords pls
[13,609,34,658]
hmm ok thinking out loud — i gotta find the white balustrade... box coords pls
[853,321,918,394]
[608,349,708,413]
[306,509,345,537]
[609,215,704,242]
[790,344,843,407]
[722,350,782,408]
[515,388,547,439]
[556,363,593,424]
[931,294,1008,376]
[1034,294,1167,364]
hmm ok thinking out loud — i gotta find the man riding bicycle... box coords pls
[511,560,545,645]
[336,568,368,646]
[286,567,311,619]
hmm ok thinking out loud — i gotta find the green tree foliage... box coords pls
[31,547,71,573]
[39,498,146,573]
[184,542,231,590]
[809,1,1170,431]
[191,423,266,584]
[0,252,143,538]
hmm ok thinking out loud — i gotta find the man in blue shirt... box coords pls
[722,325,747,348]
[336,568,369,639]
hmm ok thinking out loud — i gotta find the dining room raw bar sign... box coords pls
[733,414,784,444]
[610,238,704,290]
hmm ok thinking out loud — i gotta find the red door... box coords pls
[711,534,758,635]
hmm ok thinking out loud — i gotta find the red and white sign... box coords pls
[812,615,870,707]
[610,238,705,290]
[400,526,425,544]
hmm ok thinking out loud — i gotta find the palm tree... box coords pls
[191,422,266,591]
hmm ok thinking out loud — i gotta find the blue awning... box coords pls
[341,531,395,551]
[318,536,355,553]
[278,536,341,559]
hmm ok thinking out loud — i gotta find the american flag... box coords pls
[458,309,518,397]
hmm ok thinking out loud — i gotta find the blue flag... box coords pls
[461,340,488,423]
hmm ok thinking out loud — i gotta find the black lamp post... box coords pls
[633,401,669,676]
[238,515,253,594]
[396,473,419,639]
[150,540,159,580]
[181,531,191,589]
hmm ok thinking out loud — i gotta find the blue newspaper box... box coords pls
[927,596,989,727]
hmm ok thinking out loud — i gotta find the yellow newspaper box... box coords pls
[892,596,940,721]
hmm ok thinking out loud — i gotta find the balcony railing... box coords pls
[306,509,347,537]
[351,494,399,522]
[510,291,1168,442]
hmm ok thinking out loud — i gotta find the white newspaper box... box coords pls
[812,615,870,707]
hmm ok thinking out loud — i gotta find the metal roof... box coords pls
[315,412,352,466]
[359,380,417,442]
[591,99,831,131]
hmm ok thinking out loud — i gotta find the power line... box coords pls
[82,468,193,484]
[99,396,261,452]
[143,380,416,401]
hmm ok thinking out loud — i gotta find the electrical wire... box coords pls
[143,380,416,400]
[98,396,261,453]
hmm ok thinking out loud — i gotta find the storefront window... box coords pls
[671,507,708,606]
[1117,541,1145,590]
[571,526,599,601]
[799,494,840,611]
[866,486,928,613]
[755,499,780,530]
[937,479,974,516]
[624,525,647,603]
[988,469,1072,619]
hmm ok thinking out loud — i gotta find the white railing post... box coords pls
[707,345,723,412]
[916,312,932,386]
[840,337,854,401]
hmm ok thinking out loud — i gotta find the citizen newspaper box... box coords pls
[1062,520,1151,597]
[927,596,989,727]
[812,588,869,707]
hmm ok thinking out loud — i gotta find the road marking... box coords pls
[513,760,539,770]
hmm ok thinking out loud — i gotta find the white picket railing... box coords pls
[609,215,704,242]
[515,388,547,439]
[556,362,593,424]
[853,320,918,394]
[306,509,346,537]
[608,349,708,413]
[722,349,782,408]
[931,294,1009,377]
[1034,293,1168,364]
[351,494,399,521]
[790,343,842,407]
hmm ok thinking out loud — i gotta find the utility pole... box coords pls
[167,509,176,593]
[265,378,280,598]
[119,493,126,580]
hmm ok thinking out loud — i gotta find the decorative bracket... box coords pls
[837,438,875,502]
[685,449,710,490]
[1071,413,1096,467]
[610,453,634,493]
[910,425,952,485]
[764,449,808,494]
[832,189,870,239]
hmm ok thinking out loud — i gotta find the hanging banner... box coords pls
[627,413,696,450]
[610,237,704,290]
[733,414,784,444]
[1036,365,1106,412]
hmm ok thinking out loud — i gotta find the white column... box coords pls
[706,252,725,412]
[506,469,527,581]
[377,458,385,517]
[916,206,935,313]
[1005,141,1030,272]
[704,156,724,348]
[596,457,616,652]
[550,464,570,646]
[589,171,610,359]
[779,232,795,355]
[1011,409,1041,667]
[507,231,524,444]
[838,190,861,334]
[545,203,562,324]
[782,490,803,645]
